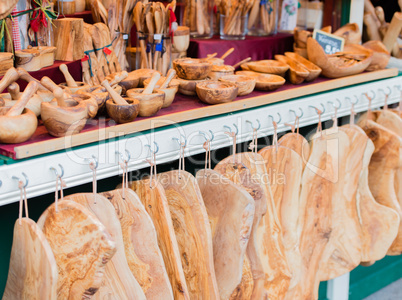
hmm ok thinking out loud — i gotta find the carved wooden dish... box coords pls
[240,63,251,70]
[294,28,312,48]
[126,88,165,117]
[176,77,207,96]
[285,52,322,81]
[307,37,372,78]
[362,41,390,71]
[196,81,238,104]
[235,71,286,91]
[173,58,212,80]
[246,60,289,76]
[219,75,256,96]
[106,98,140,124]
[202,57,224,66]
[0,107,37,143]
[294,44,308,58]
[275,54,309,84]
[209,65,235,80]
[333,23,361,45]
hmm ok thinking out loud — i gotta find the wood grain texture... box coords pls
[2,218,58,300]
[128,179,190,300]
[53,18,84,61]
[158,170,220,300]
[355,135,400,262]
[278,132,311,169]
[258,146,303,291]
[64,193,146,300]
[317,126,365,281]
[229,256,254,300]
[101,189,173,299]
[37,200,116,299]
[196,169,255,300]
[358,118,402,255]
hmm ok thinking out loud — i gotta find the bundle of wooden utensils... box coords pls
[220,0,254,36]
[5,99,402,300]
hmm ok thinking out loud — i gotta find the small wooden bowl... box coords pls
[106,98,140,124]
[285,52,322,81]
[202,57,224,66]
[0,107,38,143]
[143,77,179,108]
[275,55,309,84]
[126,69,160,88]
[59,82,89,93]
[176,77,207,96]
[172,26,190,53]
[196,81,238,105]
[70,93,99,118]
[208,65,235,80]
[235,71,286,90]
[247,60,289,76]
[126,88,165,117]
[219,75,256,96]
[173,58,212,80]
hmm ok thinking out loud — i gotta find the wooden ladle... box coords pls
[102,80,140,124]
[59,64,89,93]
[0,81,38,143]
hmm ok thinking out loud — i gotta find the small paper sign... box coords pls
[313,29,345,55]
[103,47,112,55]
[154,34,162,40]
[123,34,129,40]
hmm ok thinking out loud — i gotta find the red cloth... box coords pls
[187,33,294,65]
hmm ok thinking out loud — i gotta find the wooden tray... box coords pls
[0,68,398,160]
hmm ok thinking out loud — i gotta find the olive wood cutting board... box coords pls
[229,256,254,300]
[2,218,58,300]
[278,132,311,169]
[158,170,220,300]
[101,188,173,299]
[65,193,146,300]
[37,200,116,299]
[128,179,191,300]
[196,168,255,300]
[258,145,303,291]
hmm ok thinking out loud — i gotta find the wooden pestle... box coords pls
[6,82,38,116]
[41,76,72,96]
[159,69,176,89]
[232,57,251,69]
[53,87,68,107]
[7,83,20,100]
[0,68,19,92]
[107,71,129,86]
[220,48,235,60]
[16,68,48,91]
[143,72,161,94]
[101,80,129,105]
[383,12,402,52]
[59,64,78,87]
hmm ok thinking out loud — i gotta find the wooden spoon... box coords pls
[232,57,251,69]
[220,47,235,60]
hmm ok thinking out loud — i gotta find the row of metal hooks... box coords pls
[3,87,398,191]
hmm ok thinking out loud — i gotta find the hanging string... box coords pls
[203,139,211,171]
[18,181,28,225]
[316,109,323,135]
[350,103,356,126]
[54,175,66,213]
[272,121,278,153]
[332,106,338,128]
[224,129,237,163]
[365,93,372,122]
[178,142,186,179]
[89,162,97,204]
[384,93,389,110]
[295,116,300,135]
[147,151,157,188]
[119,162,127,199]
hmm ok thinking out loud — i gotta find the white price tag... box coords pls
[123,34,129,40]
[154,34,162,40]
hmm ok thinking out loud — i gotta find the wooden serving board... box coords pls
[278,132,311,169]
[3,218,58,300]
[37,200,116,299]
[100,189,173,299]
[1,69,397,159]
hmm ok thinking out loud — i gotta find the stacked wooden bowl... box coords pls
[173,58,212,96]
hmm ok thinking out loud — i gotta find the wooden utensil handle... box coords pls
[0,68,19,92]
[6,82,38,117]
[101,80,128,105]
[383,12,402,51]
[220,48,235,60]
[16,68,48,91]
[232,57,251,69]
[41,76,60,92]
[59,64,78,87]
[53,87,68,107]
[7,82,20,100]
[160,69,176,89]
[108,71,129,86]
[143,72,161,94]
[207,52,217,58]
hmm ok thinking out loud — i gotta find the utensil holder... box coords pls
[247,0,278,36]
[220,14,248,40]
[181,0,213,39]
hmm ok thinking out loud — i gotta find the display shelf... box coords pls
[0,74,400,207]
[0,68,397,160]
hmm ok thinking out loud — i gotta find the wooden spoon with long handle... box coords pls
[134,2,148,68]
[159,69,176,89]
[59,64,78,87]
[6,82,38,116]
[101,80,129,105]
[220,47,235,60]
[143,72,161,94]
[232,57,251,69]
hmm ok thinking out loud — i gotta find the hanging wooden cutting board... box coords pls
[287,131,334,300]
[354,135,400,262]
[65,193,146,300]
[100,188,173,299]
[37,200,116,299]
[196,169,255,300]
[158,170,220,300]
[128,179,191,300]
[258,145,303,291]
[229,256,254,300]
[317,126,365,281]
[358,118,402,255]
[2,218,58,300]
[278,132,311,168]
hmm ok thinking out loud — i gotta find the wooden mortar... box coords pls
[59,63,89,93]
[208,65,235,80]
[155,69,178,108]
[38,76,71,103]
[219,75,256,96]
[172,26,190,53]
[126,72,165,117]
[196,81,238,104]
[175,77,207,96]
[173,58,212,80]
[102,80,139,124]
[0,82,38,143]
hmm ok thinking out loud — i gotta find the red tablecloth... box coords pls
[187,33,294,65]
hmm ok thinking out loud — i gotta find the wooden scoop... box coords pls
[220,48,235,60]
[16,67,48,91]
[0,68,19,92]
[59,64,78,87]
[159,69,176,89]
[101,80,129,105]
[143,72,161,94]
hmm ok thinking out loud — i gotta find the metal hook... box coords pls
[115,150,131,163]
[223,124,238,135]
[50,164,64,178]
[289,108,303,118]
[145,142,159,154]
[394,85,401,91]
[12,173,29,188]
[268,113,282,124]
[246,119,261,130]
[379,87,392,97]
[309,104,326,114]
[328,99,342,109]
[85,155,98,169]
[363,90,376,100]
[348,96,359,105]
[0,180,2,188]
[172,134,187,147]
[199,130,214,142]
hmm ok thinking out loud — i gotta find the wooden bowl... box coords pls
[285,52,322,81]
[59,82,89,93]
[106,98,140,124]
[202,57,224,66]
[173,58,212,80]
[196,81,238,104]
[219,75,256,96]
[307,37,372,78]
[143,77,180,89]
[126,69,160,88]
[126,88,165,117]
[208,65,235,80]
[275,55,309,84]
[240,63,251,70]
[0,107,38,143]
[156,86,178,108]
[176,77,207,96]
[77,85,122,114]
[247,60,289,76]
[333,23,361,45]
[362,41,390,71]
[70,93,98,118]
[235,71,286,90]
[294,44,308,59]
